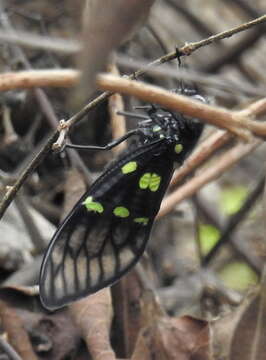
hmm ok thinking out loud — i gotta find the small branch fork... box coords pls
[1,14,266,219]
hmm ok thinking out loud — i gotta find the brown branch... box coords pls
[178,14,266,55]
[97,73,266,140]
[0,69,78,91]
[1,62,265,98]
[0,13,264,58]
[0,132,58,219]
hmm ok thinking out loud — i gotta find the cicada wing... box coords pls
[40,140,174,310]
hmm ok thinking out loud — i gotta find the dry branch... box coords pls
[97,73,266,140]
[0,69,78,91]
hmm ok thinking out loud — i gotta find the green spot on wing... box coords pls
[134,217,149,225]
[149,173,161,192]
[83,196,104,213]
[113,206,130,218]
[121,161,137,174]
[174,143,183,154]
[139,173,161,191]
[139,173,151,189]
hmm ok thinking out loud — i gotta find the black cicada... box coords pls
[39,88,206,310]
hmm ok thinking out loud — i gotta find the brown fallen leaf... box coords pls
[131,314,210,360]
[0,300,38,360]
[228,284,266,359]
[112,270,145,357]
[0,286,81,360]
[112,264,210,360]
[69,288,115,360]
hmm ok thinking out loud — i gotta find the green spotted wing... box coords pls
[39,139,174,310]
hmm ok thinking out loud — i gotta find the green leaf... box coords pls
[220,186,248,215]
[199,224,221,255]
[219,261,258,290]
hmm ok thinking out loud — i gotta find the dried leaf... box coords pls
[27,311,81,360]
[69,288,115,360]
[0,301,38,360]
[229,286,266,359]
[132,315,210,360]
[112,271,144,357]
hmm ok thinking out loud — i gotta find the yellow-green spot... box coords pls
[139,173,161,192]
[153,125,161,132]
[199,224,220,256]
[219,261,258,290]
[121,161,137,174]
[220,186,248,215]
[83,196,104,213]
[149,173,161,191]
[160,134,165,139]
[113,206,130,218]
[174,143,183,154]
[139,173,151,189]
[134,217,149,225]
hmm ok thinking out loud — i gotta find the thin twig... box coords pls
[0,336,23,360]
[0,132,57,219]
[0,12,264,57]
[178,14,266,55]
